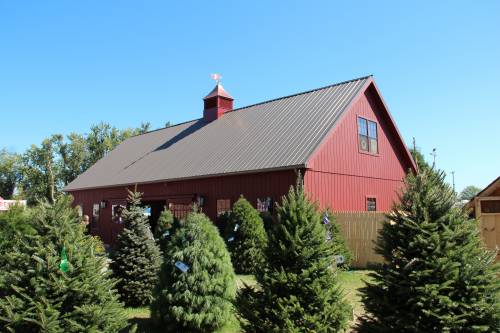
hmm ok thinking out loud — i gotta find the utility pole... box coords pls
[451,171,456,193]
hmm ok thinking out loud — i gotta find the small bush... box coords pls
[223,196,268,274]
[151,211,236,332]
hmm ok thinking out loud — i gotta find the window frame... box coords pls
[357,116,379,155]
[216,199,231,216]
[257,197,273,213]
[366,196,377,211]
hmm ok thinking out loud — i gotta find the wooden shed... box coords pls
[468,177,500,260]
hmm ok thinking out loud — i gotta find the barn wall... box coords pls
[305,84,411,211]
[69,169,297,245]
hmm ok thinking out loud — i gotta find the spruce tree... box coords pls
[151,211,236,332]
[237,181,351,332]
[110,190,161,307]
[322,209,352,269]
[224,196,268,274]
[358,169,500,332]
[0,196,130,332]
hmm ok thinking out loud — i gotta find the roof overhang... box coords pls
[64,164,306,193]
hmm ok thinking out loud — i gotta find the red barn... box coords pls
[64,76,416,245]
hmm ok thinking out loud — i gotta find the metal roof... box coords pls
[64,76,371,191]
[204,83,233,100]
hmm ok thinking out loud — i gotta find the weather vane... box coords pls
[210,73,222,84]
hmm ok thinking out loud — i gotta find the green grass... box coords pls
[125,271,372,332]
[338,270,373,326]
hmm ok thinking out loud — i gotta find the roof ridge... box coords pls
[129,118,201,138]
[132,75,372,138]
[228,74,372,113]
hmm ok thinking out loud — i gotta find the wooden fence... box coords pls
[334,211,386,268]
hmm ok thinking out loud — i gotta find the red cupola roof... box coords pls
[203,83,234,122]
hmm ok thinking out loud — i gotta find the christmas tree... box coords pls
[358,169,500,332]
[0,196,131,332]
[237,181,351,332]
[322,209,352,269]
[151,211,236,332]
[110,190,161,307]
[224,196,268,274]
[154,207,177,252]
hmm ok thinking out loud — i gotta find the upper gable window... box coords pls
[358,117,378,154]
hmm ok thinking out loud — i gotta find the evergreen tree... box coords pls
[224,196,268,274]
[154,207,175,238]
[154,207,177,252]
[110,190,161,307]
[151,211,236,332]
[358,169,500,332]
[237,182,351,332]
[0,196,130,332]
[322,209,352,269]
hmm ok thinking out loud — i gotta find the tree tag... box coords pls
[59,247,69,273]
[162,230,170,238]
[322,214,330,225]
[234,224,239,232]
[334,255,345,265]
[228,236,235,242]
[175,261,189,273]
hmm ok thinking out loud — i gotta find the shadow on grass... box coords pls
[127,317,162,333]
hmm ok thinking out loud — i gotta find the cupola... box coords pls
[203,74,233,122]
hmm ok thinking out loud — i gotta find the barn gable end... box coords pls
[304,80,415,212]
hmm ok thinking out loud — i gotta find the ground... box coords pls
[125,270,372,332]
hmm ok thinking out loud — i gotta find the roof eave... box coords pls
[64,164,306,193]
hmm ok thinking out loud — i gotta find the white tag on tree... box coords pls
[334,255,345,265]
[162,230,170,238]
[228,236,235,242]
[234,224,239,232]
[175,261,189,273]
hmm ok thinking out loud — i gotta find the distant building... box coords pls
[64,76,416,245]
[0,197,27,212]
[467,176,500,261]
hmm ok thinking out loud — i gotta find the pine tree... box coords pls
[151,211,236,332]
[358,169,500,332]
[110,190,161,307]
[154,207,177,252]
[0,196,131,332]
[224,196,268,274]
[154,207,174,239]
[237,181,351,332]
[322,209,352,269]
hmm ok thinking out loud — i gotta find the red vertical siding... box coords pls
[69,169,297,245]
[305,84,412,212]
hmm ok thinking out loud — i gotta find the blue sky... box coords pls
[1,1,498,192]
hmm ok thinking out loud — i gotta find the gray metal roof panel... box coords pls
[64,76,371,191]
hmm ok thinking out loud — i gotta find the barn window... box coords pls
[481,200,500,214]
[169,203,191,220]
[217,199,231,216]
[257,197,273,212]
[358,117,378,154]
[367,197,377,211]
[92,203,100,226]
